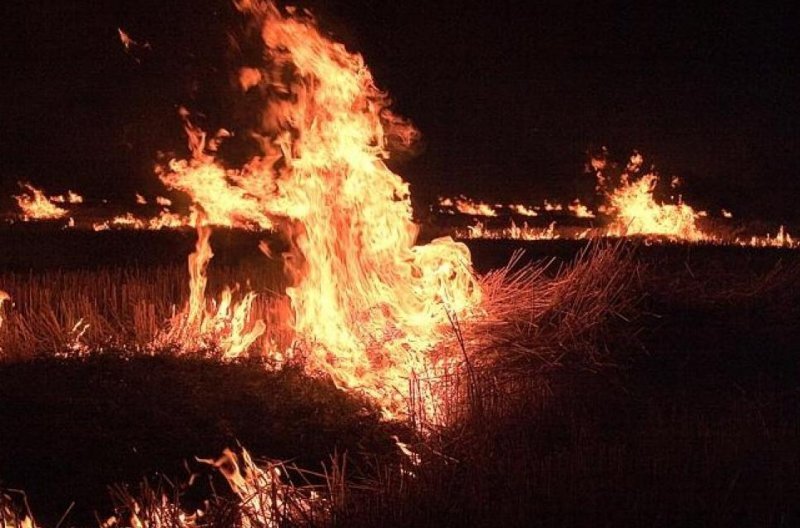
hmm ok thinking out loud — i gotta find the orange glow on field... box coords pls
[159,0,482,416]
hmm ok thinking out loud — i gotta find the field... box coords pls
[1,227,799,527]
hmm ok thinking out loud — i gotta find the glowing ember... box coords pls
[117,27,150,61]
[14,183,69,221]
[117,28,134,50]
[160,0,482,416]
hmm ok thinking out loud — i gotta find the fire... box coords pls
[49,190,83,204]
[568,199,595,218]
[460,220,559,241]
[745,225,797,248]
[543,200,563,212]
[14,183,69,221]
[92,210,191,231]
[509,203,539,217]
[438,196,498,217]
[155,209,266,358]
[604,173,707,240]
[159,0,481,416]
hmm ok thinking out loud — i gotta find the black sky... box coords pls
[1,0,798,221]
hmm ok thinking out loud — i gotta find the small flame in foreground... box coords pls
[160,1,482,416]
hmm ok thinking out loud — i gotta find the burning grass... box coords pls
[3,239,799,526]
[0,262,285,361]
[0,244,800,526]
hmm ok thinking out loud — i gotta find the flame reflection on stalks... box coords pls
[14,183,68,221]
[160,0,481,417]
[0,290,9,333]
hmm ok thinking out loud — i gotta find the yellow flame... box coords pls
[159,1,481,416]
[509,203,539,217]
[438,195,498,217]
[14,183,69,221]
[605,173,707,240]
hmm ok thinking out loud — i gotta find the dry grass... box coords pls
[0,264,285,360]
[102,448,345,528]
[412,241,644,427]
[2,240,799,527]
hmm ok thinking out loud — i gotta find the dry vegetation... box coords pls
[2,234,800,527]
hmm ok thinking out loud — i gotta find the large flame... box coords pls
[160,1,481,416]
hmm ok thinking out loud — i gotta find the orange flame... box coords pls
[14,183,69,221]
[438,196,498,217]
[509,203,539,217]
[567,199,595,218]
[160,1,481,416]
[605,173,707,240]
[155,209,266,358]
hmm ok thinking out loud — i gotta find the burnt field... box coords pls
[1,227,800,527]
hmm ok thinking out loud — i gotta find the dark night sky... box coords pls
[1,0,798,221]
